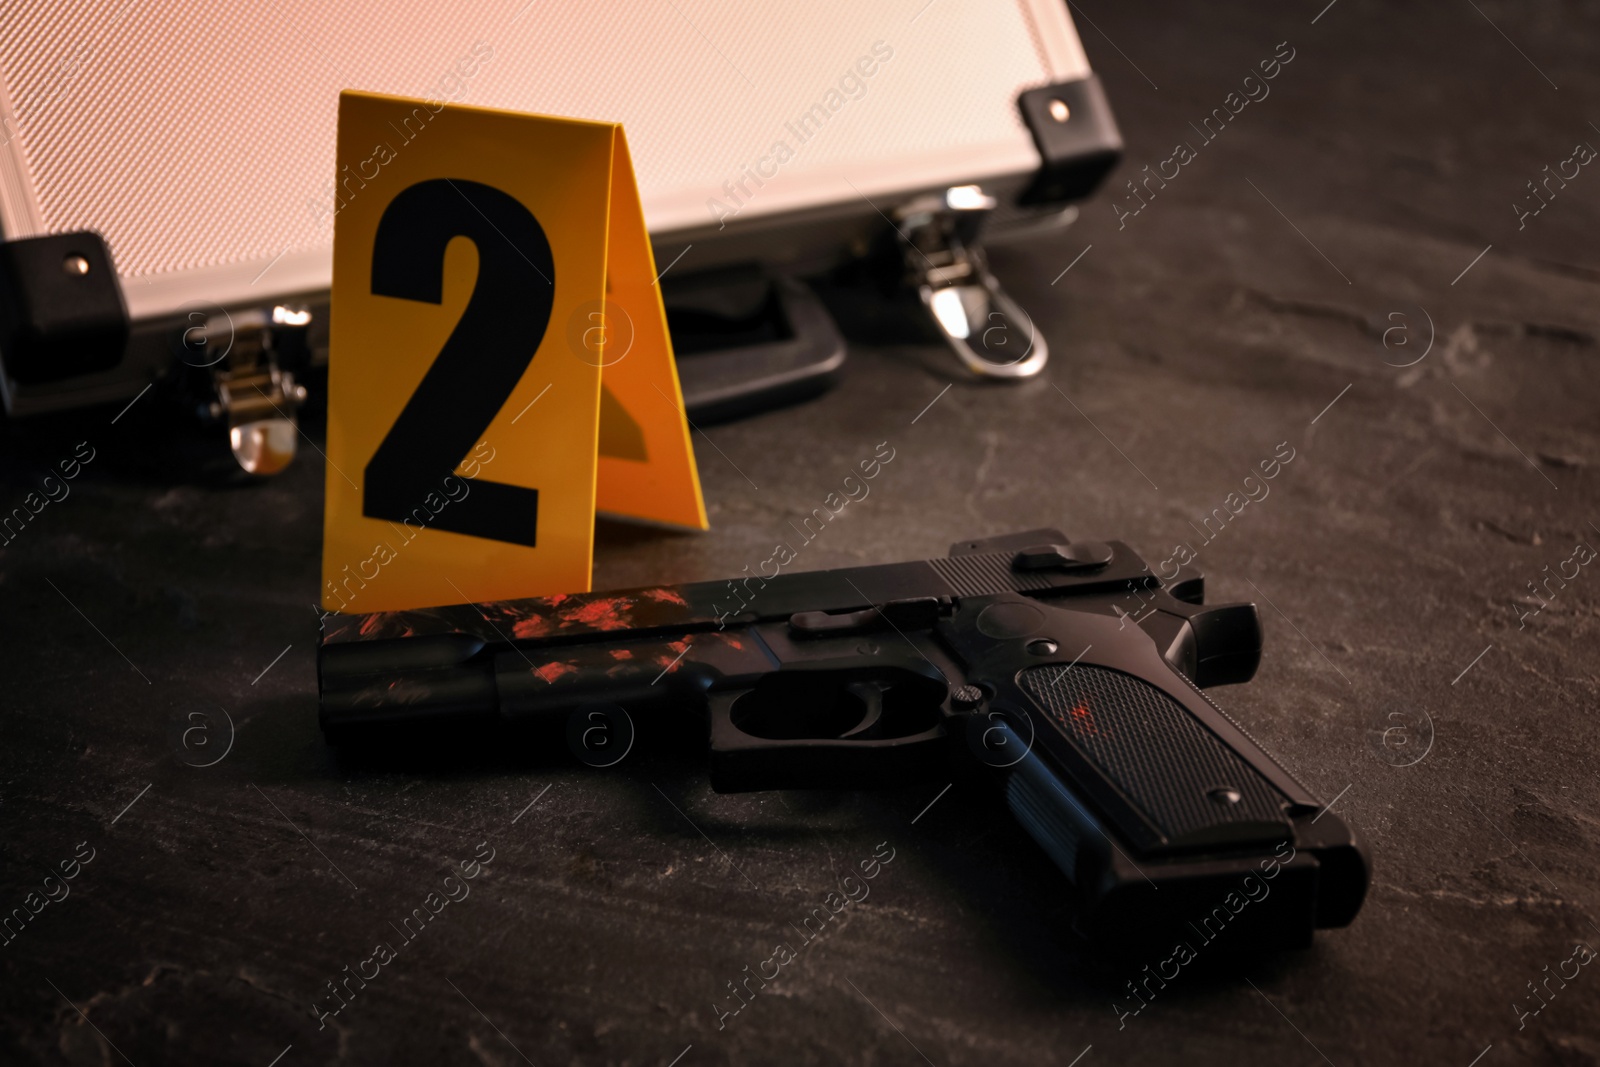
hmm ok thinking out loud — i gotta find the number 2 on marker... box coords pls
[363,177,553,549]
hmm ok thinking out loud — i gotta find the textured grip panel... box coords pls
[1018,664,1286,845]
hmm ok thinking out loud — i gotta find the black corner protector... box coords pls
[1017,75,1124,206]
[0,230,128,386]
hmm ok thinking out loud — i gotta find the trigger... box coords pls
[839,682,886,739]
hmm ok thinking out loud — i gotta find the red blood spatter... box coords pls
[532,661,577,684]
[358,613,387,636]
[1069,702,1099,736]
[563,596,634,630]
[665,638,691,654]
[610,648,634,660]
[544,593,570,608]
[512,615,553,639]
[643,587,689,606]
[476,603,511,625]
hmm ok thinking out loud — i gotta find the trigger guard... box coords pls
[706,683,947,794]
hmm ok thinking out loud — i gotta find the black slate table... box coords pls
[4,2,1599,1064]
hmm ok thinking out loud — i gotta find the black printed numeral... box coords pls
[363,178,554,548]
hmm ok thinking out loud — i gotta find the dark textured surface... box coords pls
[4,2,1600,1064]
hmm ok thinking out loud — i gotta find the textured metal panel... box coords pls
[928,552,1054,596]
[1018,664,1287,844]
[0,0,1084,316]
[1005,751,1087,880]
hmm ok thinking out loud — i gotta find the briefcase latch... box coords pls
[196,305,310,475]
[894,186,1048,380]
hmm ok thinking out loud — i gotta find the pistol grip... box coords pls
[942,594,1369,949]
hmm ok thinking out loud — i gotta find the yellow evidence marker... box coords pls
[321,91,707,614]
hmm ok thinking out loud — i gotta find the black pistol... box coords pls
[318,529,1369,951]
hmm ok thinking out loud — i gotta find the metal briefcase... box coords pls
[0,0,1120,470]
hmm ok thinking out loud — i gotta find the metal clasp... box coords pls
[894,185,1048,379]
[199,305,310,475]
